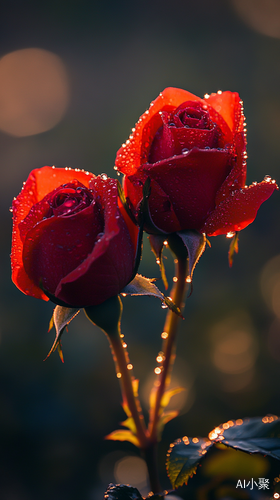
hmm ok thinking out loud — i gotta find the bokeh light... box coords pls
[231,0,280,38]
[260,254,280,317]
[141,358,195,414]
[114,455,149,493]
[210,311,258,391]
[267,319,280,361]
[0,48,70,137]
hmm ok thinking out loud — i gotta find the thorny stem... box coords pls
[148,251,188,443]
[107,322,148,449]
[106,250,187,495]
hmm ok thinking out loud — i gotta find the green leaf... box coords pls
[157,410,179,438]
[176,230,206,283]
[121,417,137,434]
[121,274,182,317]
[45,306,80,362]
[228,231,239,267]
[210,415,280,460]
[105,429,140,448]
[166,436,213,488]
[161,387,186,408]
[148,234,168,290]
[103,483,143,500]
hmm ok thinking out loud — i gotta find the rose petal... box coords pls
[149,124,218,163]
[201,180,278,236]
[127,148,232,232]
[115,88,234,176]
[11,167,95,300]
[116,88,203,176]
[22,202,103,296]
[56,177,137,306]
[207,91,244,134]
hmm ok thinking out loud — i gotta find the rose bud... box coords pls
[115,88,277,236]
[11,167,138,307]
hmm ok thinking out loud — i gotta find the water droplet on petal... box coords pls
[100,173,108,180]
[161,302,168,309]
[226,231,235,238]
[264,175,272,182]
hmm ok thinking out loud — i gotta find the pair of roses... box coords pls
[11,88,277,307]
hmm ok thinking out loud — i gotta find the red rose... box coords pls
[115,88,277,236]
[11,167,138,307]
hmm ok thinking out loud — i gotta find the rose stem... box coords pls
[107,307,163,494]
[148,248,188,443]
[106,317,148,450]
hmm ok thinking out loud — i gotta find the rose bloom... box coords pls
[115,88,277,235]
[11,167,138,307]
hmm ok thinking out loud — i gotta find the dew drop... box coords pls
[226,231,235,238]
[264,175,272,182]
[156,258,160,265]
[127,363,133,370]
[173,277,178,282]
[9,207,13,213]
[163,240,168,246]
[121,293,127,297]
[186,276,192,283]
[182,148,189,155]
[116,372,122,378]
[100,173,108,180]
[156,352,165,363]
[122,342,127,348]
[161,302,168,309]
[154,367,161,375]
[161,332,168,339]
[113,166,117,171]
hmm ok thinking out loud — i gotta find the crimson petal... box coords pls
[201,180,278,236]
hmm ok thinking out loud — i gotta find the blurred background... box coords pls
[1,0,280,498]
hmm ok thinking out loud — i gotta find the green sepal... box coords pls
[148,234,168,289]
[121,274,182,317]
[103,483,143,500]
[176,230,206,283]
[228,231,239,267]
[117,180,138,226]
[46,306,80,362]
[166,436,213,488]
[139,178,168,236]
[84,295,122,336]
